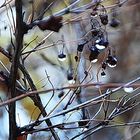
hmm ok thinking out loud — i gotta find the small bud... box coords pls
[4,26,7,30]
[58,91,64,98]
[101,71,106,77]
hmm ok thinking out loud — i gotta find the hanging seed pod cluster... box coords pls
[55,2,120,83]
[74,3,119,78]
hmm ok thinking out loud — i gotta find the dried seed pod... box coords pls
[110,18,120,28]
[37,16,63,32]
[58,53,66,61]
[95,38,109,50]
[99,14,108,25]
[106,55,117,68]
[89,46,100,63]
[75,56,78,62]
[77,43,85,52]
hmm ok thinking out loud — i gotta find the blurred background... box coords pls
[0,0,140,140]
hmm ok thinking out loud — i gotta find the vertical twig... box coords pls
[8,0,23,140]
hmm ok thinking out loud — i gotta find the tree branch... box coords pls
[8,0,23,139]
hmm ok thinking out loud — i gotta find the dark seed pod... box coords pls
[89,46,100,63]
[95,38,109,49]
[4,26,7,30]
[106,55,117,68]
[99,14,108,25]
[58,53,66,61]
[77,43,85,52]
[103,40,109,47]
[101,19,108,25]
[67,72,75,84]
[110,18,120,28]
[101,71,106,77]
[58,91,64,98]
[67,73,73,81]
[37,16,63,32]
[75,56,78,62]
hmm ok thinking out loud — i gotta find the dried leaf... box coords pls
[37,16,63,32]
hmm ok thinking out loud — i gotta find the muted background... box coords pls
[0,0,140,140]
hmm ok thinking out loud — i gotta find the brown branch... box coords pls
[6,77,140,136]
[20,119,97,135]
[2,1,60,139]
[8,0,23,139]
[0,81,140,107]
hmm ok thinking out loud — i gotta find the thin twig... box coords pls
[0,80,140,107]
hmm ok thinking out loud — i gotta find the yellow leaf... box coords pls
[21,97,41,120]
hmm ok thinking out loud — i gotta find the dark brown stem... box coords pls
[8,0,23,140]
[6,0,59,139]
[8,1,60,139]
